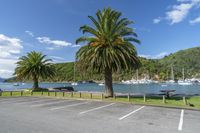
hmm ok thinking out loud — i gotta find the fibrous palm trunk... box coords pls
[33,75,39,91]
[104,67,113,97]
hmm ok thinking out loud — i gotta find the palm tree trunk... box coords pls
[33,75,39,91]
[104,67,113,97]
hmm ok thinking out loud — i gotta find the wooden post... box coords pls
[71,92,73,98]
[21,91,23,96]
[143,94,146,102]
[128,93,130,102]
[113,94,116,100]
[48,91,50,96]
[90,93,92,99]
[63,92,65,97]
[79,92,81,98]
[163,95,166,104]
[101,93,104,100]
[183,96,187,105]
[10,91,12,96]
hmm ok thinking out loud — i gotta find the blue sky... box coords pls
[0,0,200,78]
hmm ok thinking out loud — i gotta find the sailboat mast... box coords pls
[182,68,185,81]
[171,65,174,81]
[74,61,76,82]
[136,69,139,81]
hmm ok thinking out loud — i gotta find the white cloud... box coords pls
[0,34,23,78]
[153,17,162,24]
[0,34,23,58]
[139,52,169,59]
[49,56,64,60]
[37,37,72,47]
[25,30,34,37]
[154,0,200,25]
[166,3,193,24]
[71,44,81,48]
[0,58,18,78]
[190,16,200,24]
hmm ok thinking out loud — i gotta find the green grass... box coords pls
[1,91,200,110]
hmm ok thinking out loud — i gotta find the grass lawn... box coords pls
[1,91,200,110]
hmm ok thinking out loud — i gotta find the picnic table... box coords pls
[160,89,176,98]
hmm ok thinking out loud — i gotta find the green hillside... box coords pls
[5,46,200,82]
[159,47,200,79]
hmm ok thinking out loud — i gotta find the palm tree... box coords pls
[76,8,140,97]
[15,51,55,91]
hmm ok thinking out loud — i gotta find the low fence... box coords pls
[0,91,189,105]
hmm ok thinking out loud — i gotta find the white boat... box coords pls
[166,80,175,84]
[178,81,192,86]
[71,60,78,86]
[98,83,104,86]
[178,68,192,85]
[166,65,175,84]
[71,82,78,86]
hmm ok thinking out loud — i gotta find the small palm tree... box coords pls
[15,51,55,91]
[76,8,140,97]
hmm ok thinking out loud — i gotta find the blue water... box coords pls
[0,82,200,95]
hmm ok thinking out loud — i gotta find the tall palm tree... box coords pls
[15,51,55,91]
[76,8,140,97]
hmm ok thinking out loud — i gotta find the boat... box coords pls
[71,61,78,86]
[166,65,175,84]
[71,82,78,86]
[13,83,19,86]
[178,68,192,85]
[98,83,104,86]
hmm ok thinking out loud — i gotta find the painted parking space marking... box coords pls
[15,98,57,105]
[0,97,41,103]
[119,106,145,120]
[178,109,184,131]
[30,100,75,107]
[79,103,115,115]
[50,101,89,111]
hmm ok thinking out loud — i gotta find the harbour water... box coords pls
[0,82,200,95]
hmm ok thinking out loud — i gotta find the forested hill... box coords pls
[5,46,200,82]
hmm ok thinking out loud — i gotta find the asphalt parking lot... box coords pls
[0,97,199,133]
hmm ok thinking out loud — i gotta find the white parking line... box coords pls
[30,100,74,107]
[0,97,40,103]
[15,99,56,105]
[50,101,89,111]
[178,109,184,131]
[79,103,115,115]
[119,106,145,120]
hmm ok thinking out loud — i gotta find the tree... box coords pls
[15,51,55,90]
[76,8,140,97]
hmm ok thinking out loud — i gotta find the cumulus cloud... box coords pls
[139,52,169,59]
[0,34,23,78]
[25,30,34,37]
[153,0,200,25]
[190,16,200,24]
[37,37,72,47]
[166,3,193,24]
[0,58,18,78]
[37,36,80,49]
[0,34,23,58]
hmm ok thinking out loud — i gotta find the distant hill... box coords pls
[5,46,200,82]
[159,46,200,78]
